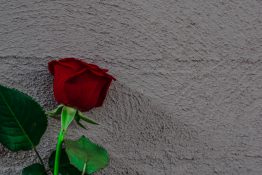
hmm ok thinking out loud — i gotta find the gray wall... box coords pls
[0,1,262,174]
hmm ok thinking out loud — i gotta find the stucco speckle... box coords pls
[0,0,262,174]
[0,56,200,175]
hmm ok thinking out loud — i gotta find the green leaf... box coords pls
[48,149,84,175]
[61,106,77,132]
[22,163,47,175]
[0,84,47,151]
[65,136,109,174]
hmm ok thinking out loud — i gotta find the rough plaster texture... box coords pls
[0,0,262,175]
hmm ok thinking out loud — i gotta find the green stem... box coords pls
[53,105,77,175]
[54,130,64,175]
[33,147,45,169]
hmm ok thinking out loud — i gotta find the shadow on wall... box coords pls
[0,56,200,175]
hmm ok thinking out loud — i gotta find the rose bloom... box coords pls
[48,58,115,111]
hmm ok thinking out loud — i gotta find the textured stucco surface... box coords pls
[0,0,262,175]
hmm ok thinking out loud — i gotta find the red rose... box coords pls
[48,58,116,112]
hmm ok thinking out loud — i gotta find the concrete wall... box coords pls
[0,1,262,174]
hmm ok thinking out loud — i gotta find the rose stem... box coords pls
[33,147,46,171]
[54,130,64,175]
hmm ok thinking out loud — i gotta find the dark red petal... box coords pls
[52,67,70,106]
[48,60,58,75]
[64,69,104,111]
[95,78,113,107]
[57,58,87,71]
[51,58,116,80]
[48,57,116,111]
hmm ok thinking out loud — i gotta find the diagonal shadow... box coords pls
[0,56,202,175]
